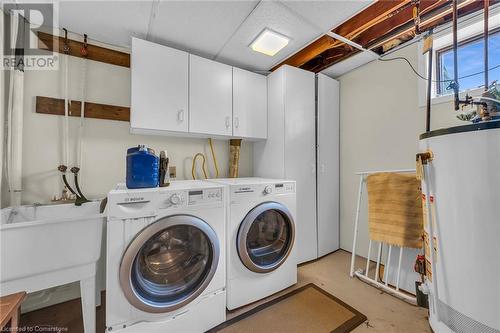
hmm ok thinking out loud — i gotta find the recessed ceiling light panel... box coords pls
[250,29,289,56]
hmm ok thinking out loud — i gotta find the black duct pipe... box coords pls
[426,31,433,132]
[453,0,460,111]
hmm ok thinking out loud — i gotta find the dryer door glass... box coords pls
[120,215,220,313]
[238,202,295,273]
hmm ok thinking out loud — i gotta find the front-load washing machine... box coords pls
[106,180,226,332]
[208,178,297,310]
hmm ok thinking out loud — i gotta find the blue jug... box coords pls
[126,145,159,189]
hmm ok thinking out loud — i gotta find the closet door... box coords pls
[316,74,340,257]
[283,66,317,264]
[189,55,233,136]
[131,38,189,133]
[233,68,267,139]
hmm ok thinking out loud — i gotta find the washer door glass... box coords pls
[120,215,220,313]
[238,202,295,273]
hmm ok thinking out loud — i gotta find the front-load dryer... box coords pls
[106,180,226,332]
[208,178,297,310]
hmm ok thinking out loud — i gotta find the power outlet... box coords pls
[169,166,176,180]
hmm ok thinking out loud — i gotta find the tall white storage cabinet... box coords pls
[130,38,189,134]
[254,66,340,264]
[316,74,340,257]
[254,65,318,263]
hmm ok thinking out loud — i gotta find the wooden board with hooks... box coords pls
[37,31,130,68]
[36,96,130,122]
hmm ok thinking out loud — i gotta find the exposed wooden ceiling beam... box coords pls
[272,0,410,71]
[332,0,412,41]
[272,0,495,74]
[370,0,491,52]
[271,35,338,71]
[351,0,449,49]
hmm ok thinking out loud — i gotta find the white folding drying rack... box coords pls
[349,169,418,305]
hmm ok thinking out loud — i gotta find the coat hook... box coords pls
[81,34,88,57]
[63,28,70,54]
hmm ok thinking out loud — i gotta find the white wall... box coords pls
[338,43,462,257]
[19,54,252,205]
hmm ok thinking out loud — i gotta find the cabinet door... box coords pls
[131,38,188,133]
[233,68,267,139]
[189,55,233,136]
[317,74,340,257]
[283,66,317,264]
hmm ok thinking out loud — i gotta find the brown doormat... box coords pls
[208,284,367,333]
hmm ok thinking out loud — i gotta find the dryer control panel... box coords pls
[230,181,295,202]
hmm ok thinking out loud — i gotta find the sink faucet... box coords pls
[52,186,76,203]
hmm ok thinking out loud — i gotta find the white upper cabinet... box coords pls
[189,55,233,136]
[233,68,267,139]
[130,38,189,134]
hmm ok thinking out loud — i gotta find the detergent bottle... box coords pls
[126,145,159,189]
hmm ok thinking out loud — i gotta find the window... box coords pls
[436,29,500,96]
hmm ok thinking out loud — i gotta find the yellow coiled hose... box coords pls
[191,138,219,179]
[191,153,208,180]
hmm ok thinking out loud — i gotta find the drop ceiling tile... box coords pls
[56,1,375,74]
[215,1,321,72]
[280,0,375,32]
[149,1,259,59]
[321,50,378,78]
[58,1,152,48]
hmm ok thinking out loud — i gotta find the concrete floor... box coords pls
[229,250,431,333]
[21,250,431,332]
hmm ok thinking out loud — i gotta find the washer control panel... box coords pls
[107,185,224,219]
[188,188,222,205]
[273,182,295,194]
[157,188,222,208]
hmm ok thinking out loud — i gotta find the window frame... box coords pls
[435,27,500,96]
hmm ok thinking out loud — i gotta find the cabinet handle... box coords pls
[234,117,239,128]
[177,109,184,122]
[225,116,231,129]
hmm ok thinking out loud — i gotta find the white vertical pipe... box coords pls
[396,247,403,291]
[9,70,24,206]
[77,57,87,169]
[7,13,23,206]
[63,54,70,167]
[0,11,4,206]
[365,240,372,277]
[375,242,382,282]
[385,245,392,286]
[350,175,365,277]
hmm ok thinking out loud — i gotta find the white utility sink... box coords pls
[0,201,105,333]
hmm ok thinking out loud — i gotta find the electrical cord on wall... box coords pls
[378,56,500,83]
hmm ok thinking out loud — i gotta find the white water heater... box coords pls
[419,122,500,333]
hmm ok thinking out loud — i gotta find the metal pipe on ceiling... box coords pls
[484,0,490,92]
